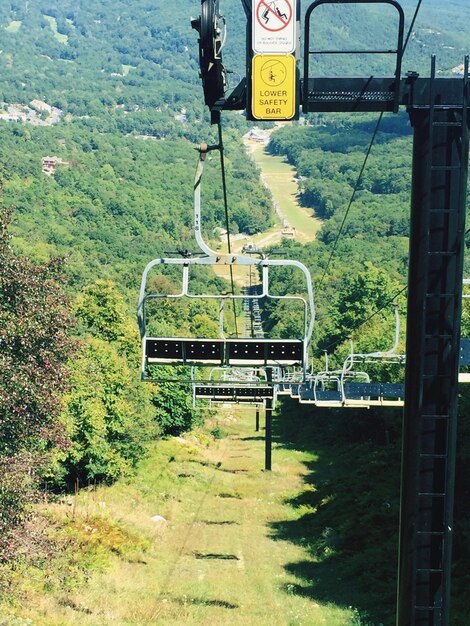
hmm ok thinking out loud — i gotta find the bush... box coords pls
[0,207,76,560]
[152,376,201,436]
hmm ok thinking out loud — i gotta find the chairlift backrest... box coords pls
[341,304,405,375]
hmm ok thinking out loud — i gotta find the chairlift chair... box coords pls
[193,365,274,407]
[137,143,315,382]
[308,351,343,406]
[339,304,405,406]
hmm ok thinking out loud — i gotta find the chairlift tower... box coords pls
[191,1,470,624]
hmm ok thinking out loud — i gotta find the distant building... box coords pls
[0,101,63,126]
[30,99,52,114]
[246,127,269,143]
[0,113,20,122]
[42,156,66,175]
[282,226,296,238]
[174,107,188,123]
[451,63,465,76]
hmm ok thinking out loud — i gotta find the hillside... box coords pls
[0,0,468,289]
[0,2,279,294]
[0,1,469,625]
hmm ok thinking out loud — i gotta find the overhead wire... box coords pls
[402,0,423,56]
[217,119,239,337]
[320,284,408,356]
[314,0,424,295]
[315,111,384,293]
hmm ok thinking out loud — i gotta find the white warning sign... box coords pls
[252,0,296,54]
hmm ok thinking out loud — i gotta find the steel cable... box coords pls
[314,0,424,296]
[217,120,239,337]
[320,284,408,356]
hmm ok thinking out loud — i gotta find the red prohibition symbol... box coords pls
[256,0,292,32]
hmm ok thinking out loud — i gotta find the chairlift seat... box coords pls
[460,338,470,366]
[343,381,404,400]
[226,339,303,366]
[344,382,382,398]
[145,338,224,365]
[145,337,304,368]
[290,383,301,398]
[344,398,404,407]
[299,384,315,402]
[382,383,404,398]
[194,385,273,401]
[315,389,343,402]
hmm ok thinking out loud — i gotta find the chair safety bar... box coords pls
[303,0,405,113]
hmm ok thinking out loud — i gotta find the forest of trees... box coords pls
[0,0,469,623]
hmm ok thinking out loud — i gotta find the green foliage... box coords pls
[58,281,157,487]
[59,336,156,486]
[328,262,405,349]
[190,313,220,338]
[0,454,38,563]
[53,513,151,578]
[263,299,306,340]
[269,117,412,244]
[0,509,150,613]
[74,279,129,343]
[152,374,201,437]
[0,206,76,559]
[210,425,228,439]
[0,211,75,456]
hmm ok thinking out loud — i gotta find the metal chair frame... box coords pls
[138,145,315,381]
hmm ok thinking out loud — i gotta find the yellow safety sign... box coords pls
[252,54,296,120]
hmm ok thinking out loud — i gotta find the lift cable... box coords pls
[402,0,423,56]
[316,111,384,293]
[315,1,424,296]
[320,284,408,357]
[217,119,239,337]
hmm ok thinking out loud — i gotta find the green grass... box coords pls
[43,15,68,44]
[249,143,322,243]
[1,410,364,625]
[5,20,21,33]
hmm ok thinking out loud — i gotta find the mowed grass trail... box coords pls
[247,141,322,244]
[25,409,358,625]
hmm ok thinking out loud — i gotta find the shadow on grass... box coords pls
[216,492,242,499]
[269,399,402,626]
[199,520,240,526]
[167,596,238,609]
[193,552,239,560]
[188,459,222,468]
